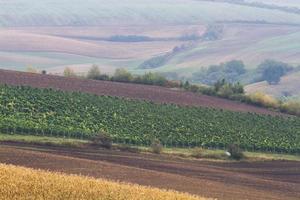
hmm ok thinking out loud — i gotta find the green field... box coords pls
[0,85,299,153]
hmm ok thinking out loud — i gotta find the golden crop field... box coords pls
[0,164,210,200]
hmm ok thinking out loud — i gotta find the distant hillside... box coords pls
[1,0,300,26]
[245,71,300,98]
[0,0,300,83]
[0,69,285,116]
[245,0,300,9]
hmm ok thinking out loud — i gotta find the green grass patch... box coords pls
[1,133,299,161]
[0,134,87,147]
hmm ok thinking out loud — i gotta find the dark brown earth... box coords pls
[0,143,299,200]
[0,69,285,116]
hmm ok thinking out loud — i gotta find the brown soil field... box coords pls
[0,29,182,60]
[0,69,286,116]
[0,142,299,200]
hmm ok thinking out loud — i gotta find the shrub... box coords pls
[108,35,152,42]
[248,92,279,108]
[112,68,133,82]
[191,148,204,158]
[139,55,169,69]
[227,144,244,160]
[280,100,300,116]
[258,59,291,85]
[63,67,77,77]
[87,64,101,79]
[150,139,163,154]
[26,66,38,73]
[217,84,234,98]
[189,85,199,93]
[91,132,112,149]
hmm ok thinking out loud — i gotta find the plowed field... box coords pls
[0,143,299,200]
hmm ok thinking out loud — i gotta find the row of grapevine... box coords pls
[0,85,299,153]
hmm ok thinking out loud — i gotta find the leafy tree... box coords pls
[227,144,244,160]
[26,66,38,73]
[87,64,101,79]
[183,80,190,89]
[258,60,291,85]
[223,60,246,75]
[112,68,133,82]
[151,139,163,154]
[63,67,76,77]
[192,60,246,85]
[139,72,167,86]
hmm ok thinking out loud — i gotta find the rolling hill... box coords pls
[245,71,300,99]
[2,0,300,26]
[0,69,286,116]
[0,0,300,88]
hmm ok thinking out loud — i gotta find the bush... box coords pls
[112,68,133,82]
[139,55,169,69]
[91,132,112,149]
[258,60,291,85]
[191,148,205,158]
[63,67,77,77]
[227,144,244,160]
[150,139,163,154]
[248,92,279,108]
[87,64,101,79]
[108,35,152,42]
[280,100,300,116]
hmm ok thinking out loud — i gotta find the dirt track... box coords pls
[0,143,299,200]
[0,69,285,116]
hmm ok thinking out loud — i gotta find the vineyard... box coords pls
[0,85,299,153]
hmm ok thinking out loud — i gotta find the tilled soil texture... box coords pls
[0,69,285,116]
[0,143,299,200]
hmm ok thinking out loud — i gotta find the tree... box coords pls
[87,64,101,79]
[223,60,246,75]
[113,68,133,82]
[258,60,290,85]
[139,72,167,86]
[63,67,76,77]
[26,66,38,73]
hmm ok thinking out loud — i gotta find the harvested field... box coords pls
[0,143,299,200]
[0,69,285,116]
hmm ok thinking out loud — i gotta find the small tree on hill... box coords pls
[63,67,76,77]
[26,66,38,73]
[113,68,133,82]
[151,139,163,154]
[91,132,112,149]
[258,60,291,85]
[227,144,244,160]
[87,64,101,80]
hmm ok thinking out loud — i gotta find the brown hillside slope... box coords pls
[0,69,283,116]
